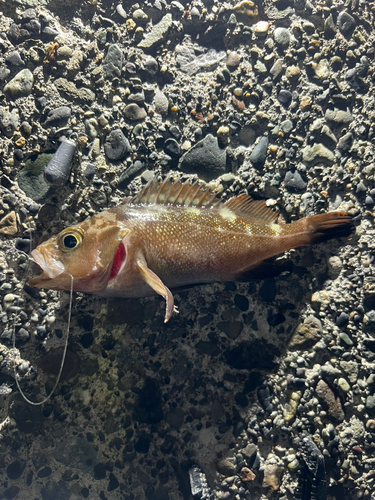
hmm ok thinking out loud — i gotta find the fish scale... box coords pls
[29,177,354,322]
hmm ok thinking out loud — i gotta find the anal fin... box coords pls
[137,260,178,322]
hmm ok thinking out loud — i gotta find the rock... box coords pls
[217,321,243,339]
[337,132,353,152]
[54,78,95,103]
[103,44,123,80]
[179,134,228,181]
[277,89,292,106]
[133,8,148,23]
[118,161,146,189]
[336,311,350,328]
[226,51,240,70]
[273,27,290,48]
[328,256,342,277]
[284,170,307,192]
[325,108,353,126]
[263,464,283,491]
[315,380,345,421]
[302,143,334,166]
[6,50,24,66]
[0,107,20,137]
[153,89,169,115]
[164,138,180,157]
[270,59,284,79]
[241,443,258,460]
[216,459,236,477]
[138,13,172,49]
[44,106,71,126]
[44,139,76,186]
[165,408,184,429]
[104,129,131,161]
[289,315,322,350]
[337,11,356,38]
[176,46,226,75]
[7,461,25,480]
[280,119,293,135]
[4,68,33,96]
[0,211,17,236]
[249,136,268,168]
[238,467,256,482]
[124,103,147,121]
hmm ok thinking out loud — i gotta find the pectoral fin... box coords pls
[137,260,178,323]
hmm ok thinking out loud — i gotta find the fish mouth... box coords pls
[28,249,67,288]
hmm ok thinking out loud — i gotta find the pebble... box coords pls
[336,312,350,328]
[133,9,148,23]
[44,106,71,126]
[104,129,131,161]
[316,379,345,421]
[103,44,123,80]
[6,50,24,67]
[249,136,268,169]
[302,143,334,165]
[277,89,292,106]
[263,464,283,491]
[273,27,290,49]
[138,13,172,49]
[44,139,76,186]
[153,89,169,115]
[54,78,95,103]
[17,153,53,202]
[163,138,180,157]
[179,134,228,181]
[124,103,147,121]
[270,59,284,79]
[284,170,307,192]
[216,459,236,477]
[337,11,356,38]
[0,107,20,137]
[289,315,322,349]
[4,69,34,97]
[325,108,353,126]
[226,52,240,71]
[337,378,350,392]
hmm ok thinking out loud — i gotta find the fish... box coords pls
[28,176,354,322]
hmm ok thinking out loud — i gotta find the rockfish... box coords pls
[29,177,353,322]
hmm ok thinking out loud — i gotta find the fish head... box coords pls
[28,213,129,293]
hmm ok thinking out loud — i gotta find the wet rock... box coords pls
[7,460,26,480]
[337,11,356,38]
[4,69,33,96]
[249,136,268,169]
[0,107,19,137]
[217,459,236,476]
[118,160,146,189]
[179,134,228,181]
[133,378,163,424]
[153,89,169,115]
[217,321,243,339]
[103,44,123,80]
[138,13,172,49]
[284,170,307,192]
[315,380,345,421]
[302,143,334,166]
[259,278,276,302]
[44,106,71,126]
[4,486,20,499]
[165,408,184,429]
[336,312,350,328]
[44,139,76,186]
[289,315,322,350]
[124,103,147,121]
[104,129,131,161]
[108,473,119,491]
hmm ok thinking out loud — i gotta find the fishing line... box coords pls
[12,231,73,405]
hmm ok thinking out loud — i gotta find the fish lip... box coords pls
[29,249,66,283]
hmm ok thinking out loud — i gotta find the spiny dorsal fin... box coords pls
[224,194,279,223]
[131,177,222,208]
[130,177,279,223]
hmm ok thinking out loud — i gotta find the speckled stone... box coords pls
[4,68,33,96]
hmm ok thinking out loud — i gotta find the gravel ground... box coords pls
[0,0,375,499]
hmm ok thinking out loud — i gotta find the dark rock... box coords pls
[336,312,350,328]
[284,170,307,191]
[41,481,71,500]
[234,294,249,311]
[4,486,20,500]
[249,136,268,169]
[124,103,147,121]
[316,380,345,421]
[104,129,131,161]
[277,89,292,106]
[84,163,96,180]
[7,460,26,480]
[133,378,163,424]
[217,321,243,339]
[94,462,107,480]
[118,160,146,189]
[165,408,185,429]
[108,473,119,491]
[44,106,71,126]
[103,44,123,80]
[258,385,273,411]
[38,467,52,478]
[216,459,236,476]
[337,11,356,38]
[259,278,276,302]
[163,138,180,157]
[224,339,280,370]
[44,139,76,186]
[226,51,240,71]
[179,134,228,181]
[195,341,221,356]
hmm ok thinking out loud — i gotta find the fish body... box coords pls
[29,177,353,321]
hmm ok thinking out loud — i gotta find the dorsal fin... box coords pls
[130,177,279,223]
[130,177,222,208]
[224,195,279,223]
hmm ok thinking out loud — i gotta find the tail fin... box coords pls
[305,212,354,245]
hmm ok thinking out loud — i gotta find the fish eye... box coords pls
[58,229,84,253]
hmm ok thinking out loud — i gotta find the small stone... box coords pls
[328,256,342,277]
[336,312,350,328]
[302,143,334,166]
[270,59,284,79]
[164,138,180,157]
[104,129,131,161]
[44,106,71,126]
[133,9,148,22]
[249,136,268,169]
[263,464,283,491]
[337,11,356,38]
[103,44,123,80]
[138,13,172,49]
[238,467,255,482]
[44,139,76,186]
[325,109,353,126]
[316,379,345,421]
[7,461,25,480]
[312,59,330,80]
[0,212,17,236]
[0,107,20,138]
[179,134,228,181]
[254,60,267,74]
[284,170,307,192]
[124,103,147,121]
[289,315,322,350]
[217,459,236,477]
[17,153,53,202]
[280,119,293,135]
[153,90,169,115]
[4,69,34,96]
[277,89,292,106]
[337,378,350,392]
[285,65,300,79]
[226,52,240,70]
[6,50,24,67]
[273,27,290,48]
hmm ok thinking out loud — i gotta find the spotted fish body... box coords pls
[29,177,353,322]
